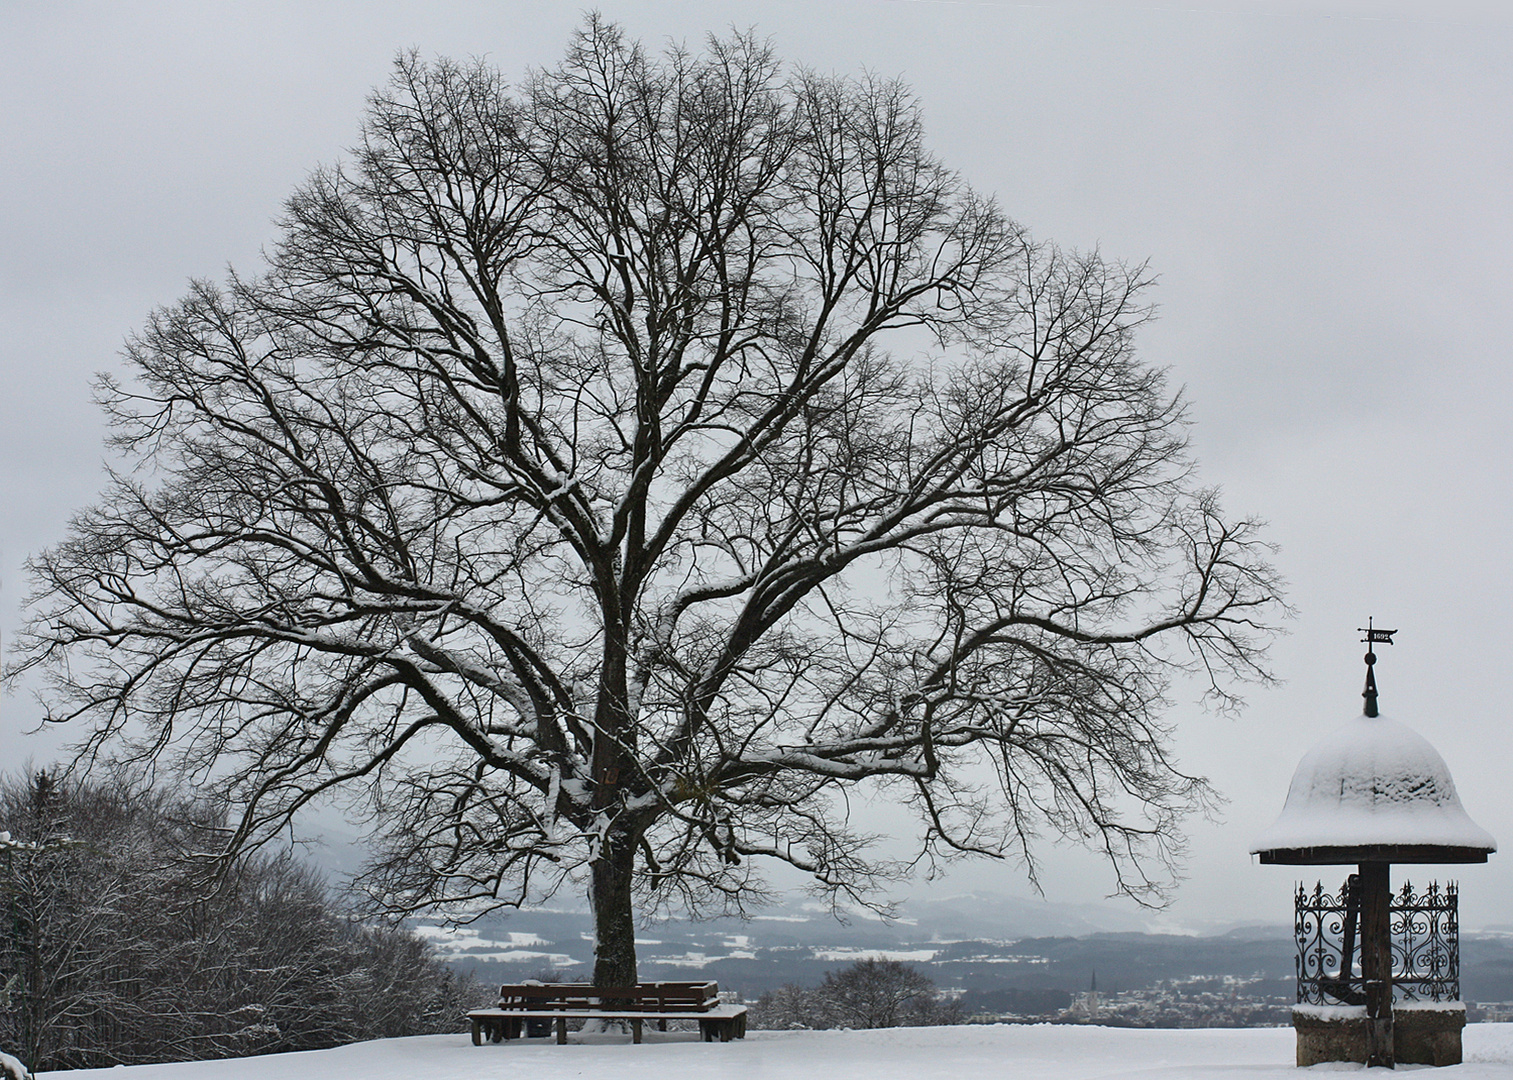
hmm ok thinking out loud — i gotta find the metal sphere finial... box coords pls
[1358,618,1397,718]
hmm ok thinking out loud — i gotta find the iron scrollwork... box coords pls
[1295,876,1458,1005]
[1392,880,1458,1002]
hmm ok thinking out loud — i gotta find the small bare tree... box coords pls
[13,18,1282,987]
[819,959,956,1029]
[751,960,959,1029]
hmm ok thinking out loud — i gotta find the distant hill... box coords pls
[421,896,1513,1003]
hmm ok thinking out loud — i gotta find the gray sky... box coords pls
[3,0,1512,933]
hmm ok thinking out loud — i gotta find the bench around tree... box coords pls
[467,981,749,1045]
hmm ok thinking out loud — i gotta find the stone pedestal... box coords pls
[1293,1003,1464,1068]
[1395,1003,1466,1067]
[1293,1005,1368,1066]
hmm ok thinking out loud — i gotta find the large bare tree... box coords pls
[14,19,1282,986]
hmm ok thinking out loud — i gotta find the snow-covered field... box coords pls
[38,1023,1513,1080]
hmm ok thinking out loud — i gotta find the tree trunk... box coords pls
[591,824,638,988]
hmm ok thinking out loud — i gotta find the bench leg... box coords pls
[556,1017,567,1045]
[471,1018,482,1046]
[633,1019,643,1044]
[658,1019,668,1032]
[720,1020,732,1043]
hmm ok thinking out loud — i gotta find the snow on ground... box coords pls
[38,1023,1513,1080]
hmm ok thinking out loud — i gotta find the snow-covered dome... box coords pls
[1252,713,1496,864]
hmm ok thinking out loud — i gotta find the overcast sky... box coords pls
[4,0,1512,933]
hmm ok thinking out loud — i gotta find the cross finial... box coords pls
[1357,618,1397,717]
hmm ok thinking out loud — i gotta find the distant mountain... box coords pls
[902,892,1159,939]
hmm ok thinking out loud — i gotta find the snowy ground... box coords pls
[37,1023,1513,1080]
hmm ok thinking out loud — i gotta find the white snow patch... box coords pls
[409,925,461,942]
[811,948,938,963]
[1395,999,1466,1012]
[411,926,550,950]
[453,950,582,966]
[33,1024,1513,1080]
[649,952,709,968]
[503,932,549,947]
[1252,713,1497,852]
[1293,1000,1465,1019]
[1292,1004,1366,1021]
[0,1049,31,1080]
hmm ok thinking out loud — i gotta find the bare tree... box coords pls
[752,960,960,1030]
[13,18,1283,988]
[819,959,956,1029]
[749,983,821,1030]
[0,771,176,1070]
[0,771,476,1070]
[753,962,956,1028]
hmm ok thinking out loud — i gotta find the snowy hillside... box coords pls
[39,1023,1513,1080]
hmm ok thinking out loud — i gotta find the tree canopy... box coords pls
[14,18,1283,985]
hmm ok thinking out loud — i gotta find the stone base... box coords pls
[1293,1006,1368,1066]
[1396,1004,1466,1067]
[1292,1004,1464,1067]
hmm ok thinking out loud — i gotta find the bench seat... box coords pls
[467,1003,748,1044]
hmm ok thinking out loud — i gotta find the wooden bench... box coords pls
[468,980,748,1044]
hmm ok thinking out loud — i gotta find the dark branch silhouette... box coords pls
[13,18,1284,987]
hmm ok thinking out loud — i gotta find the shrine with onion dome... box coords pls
[1252,623,1496,1068]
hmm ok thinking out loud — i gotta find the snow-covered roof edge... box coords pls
[1252,713,1496,855]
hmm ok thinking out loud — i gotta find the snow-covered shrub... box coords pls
[749,983,825,1030]
[0,770,480,1071]
[750,960,963,1030]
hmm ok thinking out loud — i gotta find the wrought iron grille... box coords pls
[1392,880,1459,1002]
[1295,876,1459,1005]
